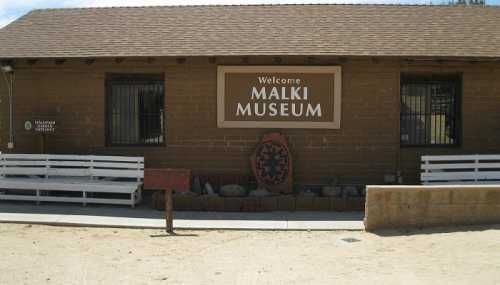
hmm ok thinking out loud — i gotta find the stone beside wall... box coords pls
[364,185,500,230]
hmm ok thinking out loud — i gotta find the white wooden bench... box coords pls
[421,154,500,185]
[0,154,144,207]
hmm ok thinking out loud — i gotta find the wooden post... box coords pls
[144,169,190,234]
[165,188,174,233]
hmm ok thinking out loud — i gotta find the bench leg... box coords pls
[83,192,87,207]
[131,193,135,208]
[137,186,143,204]
[36,190,40,206]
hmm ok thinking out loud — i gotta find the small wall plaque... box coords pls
[34,120,56,133]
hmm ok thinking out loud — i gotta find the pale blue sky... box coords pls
[1,0,499,28]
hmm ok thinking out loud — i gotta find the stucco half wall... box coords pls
[364,185,500,231]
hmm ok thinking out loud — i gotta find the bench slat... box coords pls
[423,181,500,185]
[0,179,141,193]
[92,169,144,179]
[1,167,47,176]
[421,163,500,170]
[0,194,134,205]
[0,161,50,166]
[90,155,144,163]
[2,168,91,177]
[0,161,143,169]
[2,167,142,178]
[48,168,91,177]
[421,172,500,181]
[1,154,144,163]
[92,162,144,169]
[421,154,500,162]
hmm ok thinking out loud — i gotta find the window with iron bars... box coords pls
[105,74,165,146]
[400,74,461,147]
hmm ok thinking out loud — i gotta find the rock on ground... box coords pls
[219,184,247,197]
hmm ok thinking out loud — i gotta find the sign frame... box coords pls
[217,65,342,129]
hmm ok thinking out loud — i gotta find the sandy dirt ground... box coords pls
[0,223,499,285]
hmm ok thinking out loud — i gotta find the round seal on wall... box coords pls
[24,120,33,131]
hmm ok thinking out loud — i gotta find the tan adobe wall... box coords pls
[364,185,500,230]
[0,56,499,185]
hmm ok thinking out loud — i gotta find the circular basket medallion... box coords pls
[254,141,290,186]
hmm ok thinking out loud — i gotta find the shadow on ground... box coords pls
[371,224,500,237]
[150,233,199,238]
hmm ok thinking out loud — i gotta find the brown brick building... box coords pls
[1,4,499,187]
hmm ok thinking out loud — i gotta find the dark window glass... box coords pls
[105,74,164,146]
[400,74,460,146]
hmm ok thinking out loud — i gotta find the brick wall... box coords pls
[364,185,500,230]
[0,56,499,185]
